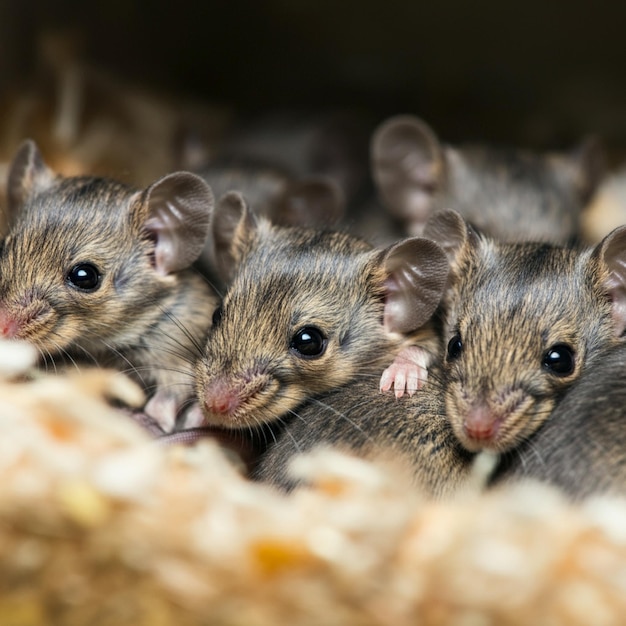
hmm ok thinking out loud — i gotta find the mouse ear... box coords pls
[6,139,56,214]
[211,191,258,281]
[272,176,345,228]
[378,237,449,334]
[594,225,626,336]
[371,115,446,235]
[139,171,213,275]
[551,135,607,207]
[422,209,475,267]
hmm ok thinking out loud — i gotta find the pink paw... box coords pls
[380,346,429,398]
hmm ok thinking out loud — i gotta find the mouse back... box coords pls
[195,191,449,429]
[423,209,626,455]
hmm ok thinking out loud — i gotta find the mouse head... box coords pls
[0,139,213,356]
[195,191,449,429]
[424,209,626,454]
[371,114,605,242]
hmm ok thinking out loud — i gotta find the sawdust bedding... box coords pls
[1,340,625,626]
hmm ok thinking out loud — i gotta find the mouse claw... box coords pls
[380,346,430,398]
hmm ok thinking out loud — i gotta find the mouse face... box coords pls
[425,210,626,454]
[195,192,448,429]
[0,178,161,354]
[0,140,213,360]
[372,115,605,243]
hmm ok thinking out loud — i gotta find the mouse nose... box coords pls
[204,379,242,416]
[0,307,20,339]
[463,404,502,442]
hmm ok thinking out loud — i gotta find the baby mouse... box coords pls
[0,139,218,431]
[491,342,626,499]
[418,209,626,456]
[192,190,449,432]
[257,209,626,493]
[371,114,605,243]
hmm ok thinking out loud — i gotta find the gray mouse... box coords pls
[193,159,345,284]
[491,342,626,498]
[0,139,218,431]
[191,190,449,434]
[371,114,605,243]
[424,210,626,456]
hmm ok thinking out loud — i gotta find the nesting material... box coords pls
[0,340,626,626]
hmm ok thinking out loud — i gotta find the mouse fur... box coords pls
[371,114,605,243]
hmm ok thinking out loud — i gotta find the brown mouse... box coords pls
[371,114,605,243]
[192,190,449,432]
[0,139,218,431]
[256,209,626,494]
[423,209,626,455]
[491,342,626,498]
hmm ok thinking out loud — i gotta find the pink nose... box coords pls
[0,309,19,339]
[204,380,241,416]
[463,405,501,442]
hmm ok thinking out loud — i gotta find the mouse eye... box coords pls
[543,343,575,376]
[212,305,223,326]
[66,263,101,292]
[290,326,327,359]
[446,334,463,361]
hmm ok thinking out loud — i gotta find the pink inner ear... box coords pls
[601,227,626,337]
[142,172,213,275]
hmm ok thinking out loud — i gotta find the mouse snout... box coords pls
[0,307,20,339]
[204,379,242,416]
[202,373,271,426]
[463,404,503,444]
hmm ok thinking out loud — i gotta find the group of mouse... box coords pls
[1,112,625,501]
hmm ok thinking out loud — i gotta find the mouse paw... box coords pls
[379,346,429,398]
[144,391,179,433]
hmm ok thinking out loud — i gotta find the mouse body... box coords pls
[193,191,449,433]
[253,371,475,496]
[0,139,217,431]
[491,342,626,498]
[371,115,605,243]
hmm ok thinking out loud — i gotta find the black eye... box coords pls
[66,263,101,292]
[447,334,463,361]
[543,343,575,376]
[290,326,327,359]
[212,305,223,326]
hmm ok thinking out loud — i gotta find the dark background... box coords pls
[1,0,625,151]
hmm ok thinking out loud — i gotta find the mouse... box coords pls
[371,114,605,243]
[255,208,626,494]
[420,208,626,455]
[192,159,346,286]
[490,342,626,498]
[191,190,450,433]
[0,139,218,431]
